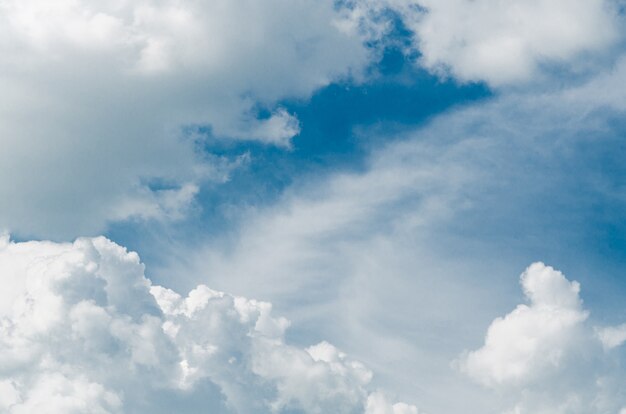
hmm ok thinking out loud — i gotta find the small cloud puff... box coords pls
[0,236,415,413]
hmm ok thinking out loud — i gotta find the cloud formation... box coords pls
[0,0,373,238]
[411,0,620,85]
[354,0,620,85]
[3,0,621,237]
[157,56,626,412]
[460,263,626,413]
[0,235,414,413]
[460,263,589,387]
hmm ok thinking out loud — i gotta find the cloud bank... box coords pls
[0,235,414,413]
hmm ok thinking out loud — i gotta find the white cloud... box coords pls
[365,392,419,414]
[0,0,374,238]
[459,262,589,387]
[596,324,626,350]
[460,263,626,413]
[354,0,620,85]
[0,235,415,413]
[5,0,620,237]
[153,61,626,412]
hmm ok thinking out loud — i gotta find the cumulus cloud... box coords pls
[0,0,375,238]
[365,392,418,414]
[413,0,619,85]
[596,324,626,350]
[460,263,626,413]
[460,263,589,387]
[0,235,415,413]
[5,0,621,237]
[353,0,620,85]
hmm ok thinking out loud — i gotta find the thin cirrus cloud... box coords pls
[0,235,416,413]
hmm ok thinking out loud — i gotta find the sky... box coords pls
[1,1,626,413]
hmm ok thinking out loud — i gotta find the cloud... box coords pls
[5,0,620,238]
[153,56,626,412]
[596,324,626,350]
[460,263,626,413]
[459,263,589,387]
[365,392,419,414]
[0,235,415,413]
[353,0,621,85]
[0,0,375,238]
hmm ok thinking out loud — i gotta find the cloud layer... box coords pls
[0,235,414,413]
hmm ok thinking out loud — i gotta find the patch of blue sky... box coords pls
[106,13,626,365]
[105,39,490,270]
[396,98,626,325]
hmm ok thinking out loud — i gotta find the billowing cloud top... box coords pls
[460,263,626,413]
[0,235,414,413]
[460,263,589,387]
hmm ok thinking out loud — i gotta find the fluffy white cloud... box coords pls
[354,0,620,85]
[460,263,589,387]
[415,0,619,85]
[0,235,415,413]
[460,263,626,413]
[365,392,418,414]
[0,0,374,238]
[596,324,626,350]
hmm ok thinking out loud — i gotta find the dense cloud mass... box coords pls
[0,235,414,413]
[0,0,373,238]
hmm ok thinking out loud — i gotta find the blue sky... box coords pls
[1,1,626,413]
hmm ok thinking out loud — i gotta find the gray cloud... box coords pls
[0,0,374,239]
